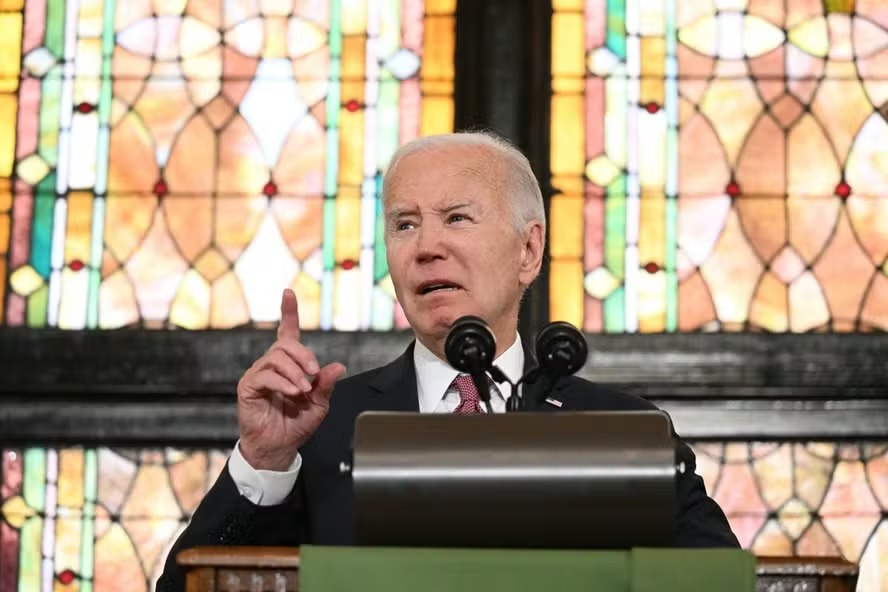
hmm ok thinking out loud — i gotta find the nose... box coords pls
[414,222,447,264]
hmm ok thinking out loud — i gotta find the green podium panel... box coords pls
[299,546,755,592]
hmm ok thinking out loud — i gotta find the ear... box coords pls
[518,221,545,287]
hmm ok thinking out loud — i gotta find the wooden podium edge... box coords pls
[177,546,301,568]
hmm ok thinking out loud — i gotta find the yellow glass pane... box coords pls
[262,0,293,16]
[553,0,583,9]
[699,79,762,166]
[552,77,585,94]
[291,272,320,330]
[287,17,326,58]
[169,269,211,329]
[421,15,455,82]
[749,271,790,332]
[550,194,583,259]
[210,271,250,329]
[420,97,453,135]
[638,194,666,266]
[340,0,367,34]
[425,0,457,13]
[640,78,664,106]
[550,95,584,177]
[0,13,22,85]
[65,192,93,264]
[551,175,583,196]
[55,518,83,576]
[0,0,25,10]
[78,0,104,37]
[641,37,665,76]
[637,269,666,332]
[341,36,367,83]
[0,210,8,252]
[338,101,363,185]
[550,260,584,328]
[58,449,85,508]
[334,190,361,262]
[788,17,829,57]
[154,0,187,15]
[421,79,454,95]
[824,0,854,14]
[0,254,6,320]
[551,13,584,78]
[0,93,16,177]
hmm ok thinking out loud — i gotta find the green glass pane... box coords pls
[606,0,626,60]
[80,450,97,583]
[604,286,626,333]
[604,192,626,278]
[26,285,48,328]
[18,517,42,592]
[30,186,54,278]
[38,68,62,167]
[22,449,45,511]
[377,82,399,169]
[322,197,336,270]
[45,0,66,58]
[374,179,388,281]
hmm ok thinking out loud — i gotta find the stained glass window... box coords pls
[1,0,455,331]
[550,0,888,333]
[2,443,887,591]
[0,447,229,592]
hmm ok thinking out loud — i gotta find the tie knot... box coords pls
[452,374,483,414]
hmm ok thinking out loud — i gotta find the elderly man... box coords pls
[158,132,737,590]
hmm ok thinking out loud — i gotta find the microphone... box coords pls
[444,316,496,413]
[535,321,588,378]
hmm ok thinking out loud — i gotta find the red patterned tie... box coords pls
[452,374,483,414]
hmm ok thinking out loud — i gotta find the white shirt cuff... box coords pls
[228,441,302,506]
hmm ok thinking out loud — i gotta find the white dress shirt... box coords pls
[229,335,525,506]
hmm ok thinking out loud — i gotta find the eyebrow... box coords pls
[386,201,475,223]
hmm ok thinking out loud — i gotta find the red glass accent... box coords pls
[644,102,660,114]
[69,260,85,271]
[58,570,76,585]
[75,102,95,114]
[263,181,277,197]
[342,259,356,270]
[726,181,740,197]
[345,99,361,112]
[643,262,660,274]
[153,180,168,197]
[835,181,851,199]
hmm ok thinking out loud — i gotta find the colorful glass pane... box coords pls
[2,0,455,330]
[552,0,888,332]
[4,443,888,591]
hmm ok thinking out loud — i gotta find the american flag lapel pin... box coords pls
[545,397,563,408]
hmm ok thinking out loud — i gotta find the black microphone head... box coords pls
[535,321,588,377]
[444,315,496,374]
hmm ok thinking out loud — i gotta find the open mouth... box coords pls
[417,281,463,295]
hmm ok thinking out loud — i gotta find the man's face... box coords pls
[383,144,542,351]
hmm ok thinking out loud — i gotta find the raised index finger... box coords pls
[277,288,301,341]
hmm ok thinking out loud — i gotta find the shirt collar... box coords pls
[414,333,524,413]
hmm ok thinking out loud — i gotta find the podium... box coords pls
[175,412,859,591]
[177,547,858,592]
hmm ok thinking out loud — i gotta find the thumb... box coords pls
[311,362,346,402]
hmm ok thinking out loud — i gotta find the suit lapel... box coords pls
[366,341,421,412]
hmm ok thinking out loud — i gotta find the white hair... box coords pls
[381,131,546,238]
